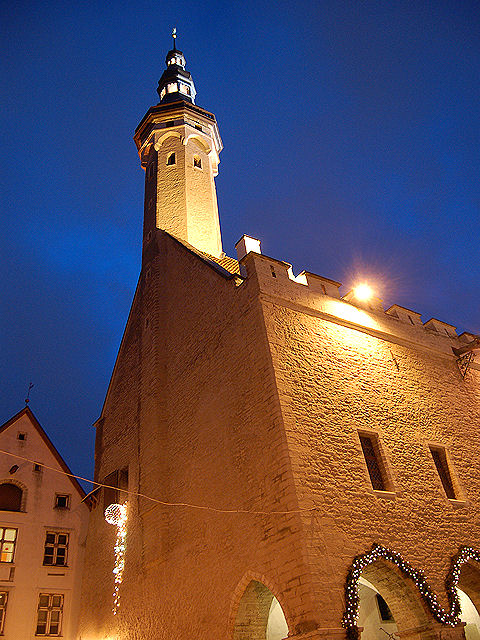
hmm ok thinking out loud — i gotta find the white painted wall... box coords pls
[0,410,89,639]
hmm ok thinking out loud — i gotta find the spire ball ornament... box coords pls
[105,502,125,525]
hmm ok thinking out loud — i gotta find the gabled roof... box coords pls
[0,407,87,502]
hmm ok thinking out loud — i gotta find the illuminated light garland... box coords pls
[104,503,128,615]
[342,544,480,639]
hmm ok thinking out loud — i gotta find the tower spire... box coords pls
[157,32,196,104]
[134,37,223,259]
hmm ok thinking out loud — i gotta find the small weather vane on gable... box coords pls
[25,382,34,405]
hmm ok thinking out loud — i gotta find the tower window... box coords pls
[167,82,178,93]
[359,433,388,491]
[430,446,456,499]
[17,432,26,441]
[160,87,166,100]
[193,156,202,169]
[179,84,191,96]
[167,153,176,166]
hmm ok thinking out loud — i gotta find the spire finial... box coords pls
[172,27,177,50]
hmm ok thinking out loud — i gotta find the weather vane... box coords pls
[25,382,34,405]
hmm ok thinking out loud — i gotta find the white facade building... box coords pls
[0,407,90,639]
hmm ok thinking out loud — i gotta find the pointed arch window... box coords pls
[167,153,176,166]
[0,483,23,512]
[193,156,202,169]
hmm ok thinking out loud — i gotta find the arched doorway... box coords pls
[458,588,480,640]
[357,576,398,639]
[233,580,288,640]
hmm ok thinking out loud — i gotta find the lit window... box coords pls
[179,84,190,96]
[193,156,202,169]
[54,495,70,510]
[0,484,22,511]
[430,446,456,499]
[0,592,8,633]
[36,594,63,636]
[359,433,388,491]
[160,87,166,100]
[0,529,17,563]
[43,533,69,566]
[167,153,176,166]
[167,82,178,93]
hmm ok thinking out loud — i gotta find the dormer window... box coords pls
[167,153,176,166]
[194,156,202,169]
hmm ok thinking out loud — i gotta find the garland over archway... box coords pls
[343,544,480,638]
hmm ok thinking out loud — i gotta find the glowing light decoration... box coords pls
[353,283,374,301]
[104,503,128,614]
[343,543,480,639]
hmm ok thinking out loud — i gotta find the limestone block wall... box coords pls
[241,250,480,629]
[80,237,480,639]
[79,232,327,640]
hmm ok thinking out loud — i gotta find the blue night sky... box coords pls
[1,1,479,486]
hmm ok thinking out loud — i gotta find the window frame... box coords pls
[0,483,23,512]
[428,444,460,501]
[357,431,394,495]
[0,591,8,634]
[43,532,69,567]
[0,528,17,564]
[35,593,63,636]
[54,494,70,510]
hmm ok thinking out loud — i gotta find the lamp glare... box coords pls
[353,283,373,301]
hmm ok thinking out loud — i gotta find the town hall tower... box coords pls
[79,38,480,640]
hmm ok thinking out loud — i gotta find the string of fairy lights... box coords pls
[343,543,480,636]
[104,503,128,614]
[1,448,479,624]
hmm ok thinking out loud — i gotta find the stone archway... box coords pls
[458,562,480,639]
[360,559,431,636]
[233,580,288,640]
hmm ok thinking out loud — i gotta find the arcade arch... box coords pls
[233,580,288,640]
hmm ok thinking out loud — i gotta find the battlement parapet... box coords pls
[236,246,477,366]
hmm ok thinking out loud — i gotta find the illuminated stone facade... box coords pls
[78,44,480,640]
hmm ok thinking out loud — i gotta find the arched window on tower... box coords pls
[167,153,176,166]
[193,155,202,169]
[0,484,23,512]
